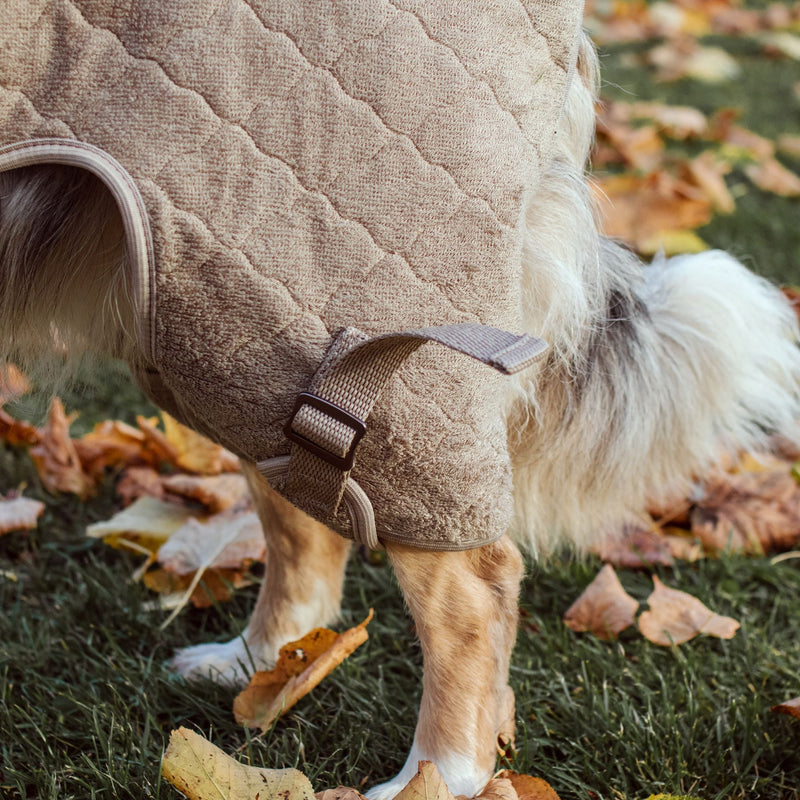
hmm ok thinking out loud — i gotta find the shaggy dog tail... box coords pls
[0,164,135,381]
[511,238,800,555]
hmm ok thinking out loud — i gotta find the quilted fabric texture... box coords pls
[0,0,582,549]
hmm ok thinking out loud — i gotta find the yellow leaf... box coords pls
[234,611,373,730]
[638,230,709,256]
[563,564,638,640]
[86,496,195,553]
[495,771,562,800]
[161,412,240,475]
[638,576,739,646]
[162,727,316,800]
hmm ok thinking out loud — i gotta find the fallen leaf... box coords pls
[316,790,369,800]
[0,364,30,405]
[759,31,800,60]
[0,408,40,446]
[116,465,166,505]
[161,412,240,475]
[0,496,45,535]
[74,419,150,477]
[683,152,735,213]
[770,697,800,718]
[593,172,712,254]
[496,771,561,800]
[86,495,195,553]
[477,777,517,800]
[392,761,456,800]
[162,727,315,800]
[156,511,264,575]
[648,40,741,83]
[638,229,708,256]
[745,158,800,197]
[563,564,638,640]
[29,398,95,498]
[136,415,181,466]
[143,566,254,609]
[234,611,373,730]
[660,532,705,562]
[593,523,674,568]
[629,102,709,139]
[691,468,800,554]
[638,576,739,645]
[161,472,249,513]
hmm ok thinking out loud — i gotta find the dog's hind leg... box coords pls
[367,536,523,800]
[171,462,352,686]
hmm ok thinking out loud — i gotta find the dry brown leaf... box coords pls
[316,789,369,800]
[745,158,800,197]
[234,611,373,730]
[563,564,638,640]
[661,532,705,563]
[116,465,166,505]
[143,566,253,608]
[0,408,40,447]
[392,761,456,800]
[629,102,709,139]
[161,412,240,475]
[0,364,30,405]
[495,771,561,800]
[162,726,316,800]
[86,495,195,553]
[593,172,712,255]
[157,511,264,575]
[0,496,45,535]
[161,472,249,513]
[683,152,735,213]
[593,524,674,568]
[638,576,739,646]
[477,777,517,800]
[770,697,800,718]
[648,40,741,83]
[29,398,95,498]
[136,415,181,466]
[74,419,150,477]
[691,468,800,554]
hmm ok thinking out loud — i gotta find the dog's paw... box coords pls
[365,746,489,800]
[169,634,276,687]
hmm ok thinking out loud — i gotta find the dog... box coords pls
[2,26,800,800]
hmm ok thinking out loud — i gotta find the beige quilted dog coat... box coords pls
[0,0,583,550]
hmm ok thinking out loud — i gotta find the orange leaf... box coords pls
[0,496,44,535]
[161,412,240,475]
[29,399,95,498]
[770,697,800,718]
[0,407,40,447]
[161,472,249,513]
[593,523,674,568]
[691,468,800,554]
[74,419,150,477]
[683,152,735,213]
[143,567,253,608]
[495,771,562,800]
[563,564,638,640]
[745,158,800,197]
[234,611,373,730]
[638,576,739,645]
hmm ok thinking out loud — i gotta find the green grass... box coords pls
[3,10,800,800]
[2,371,799,800]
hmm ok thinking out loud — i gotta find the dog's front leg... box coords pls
[368,536,523,800]
[171,462,352,686]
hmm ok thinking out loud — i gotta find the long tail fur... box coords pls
[509,33,800,554]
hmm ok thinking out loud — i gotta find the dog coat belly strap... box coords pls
[258,324,547,549]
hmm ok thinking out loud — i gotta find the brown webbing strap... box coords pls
[263,323,547,548]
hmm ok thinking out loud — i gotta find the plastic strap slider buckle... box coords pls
[285,392,367,471]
